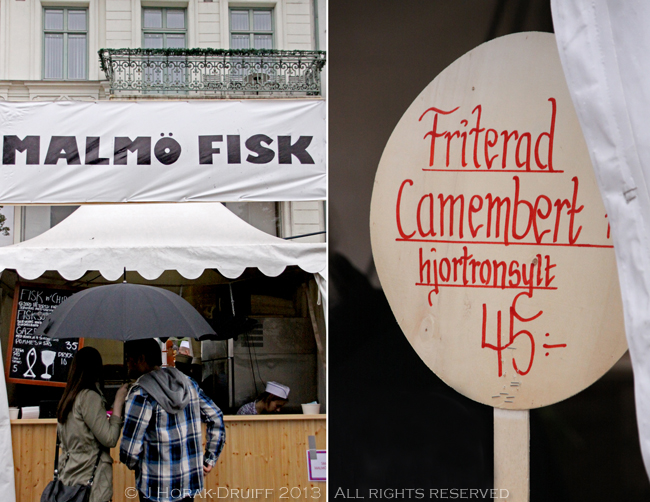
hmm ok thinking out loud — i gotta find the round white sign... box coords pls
[370,32,627,409]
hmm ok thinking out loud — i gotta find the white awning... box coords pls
[552,0,650,480]
[0,203,325,281]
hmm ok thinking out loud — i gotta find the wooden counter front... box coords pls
[11,415,326,501]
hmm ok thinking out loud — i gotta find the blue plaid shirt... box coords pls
[119,373,225,502]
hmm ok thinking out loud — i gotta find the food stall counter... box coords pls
[10,414,327,501]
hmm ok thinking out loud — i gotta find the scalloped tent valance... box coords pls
[0,203,325,281]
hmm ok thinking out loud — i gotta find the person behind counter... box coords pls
[236,381,290,415]
[56,347,129,502]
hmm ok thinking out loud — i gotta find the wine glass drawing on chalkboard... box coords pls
[23,348,37,378]
[41,350,56,380]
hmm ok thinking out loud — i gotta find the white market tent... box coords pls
[552,0,650,482]
[0,202,326,281]
[0,202,326,502]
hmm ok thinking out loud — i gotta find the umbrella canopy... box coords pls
[35,283,216,341]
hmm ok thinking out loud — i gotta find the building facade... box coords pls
[0,0,326,243]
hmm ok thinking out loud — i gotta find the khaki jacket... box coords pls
[57,388,123,502]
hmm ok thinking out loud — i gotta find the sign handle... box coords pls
[494,408,529,501]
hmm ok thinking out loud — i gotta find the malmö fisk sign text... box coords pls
[370,33,627,410]
[0,100,325,203]
[2,133,315,166]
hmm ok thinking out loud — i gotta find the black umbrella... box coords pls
[35,282,216,341]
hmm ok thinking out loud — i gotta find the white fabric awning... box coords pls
[552,0,650,479]
[0,203,325,281]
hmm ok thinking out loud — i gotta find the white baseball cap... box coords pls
[265,381,290,399]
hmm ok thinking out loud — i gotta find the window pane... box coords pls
[68,34,86,79]
[225,202,278,236]
[44,10,64,30]
[231,11,249,31]
[144,33,164,49]
[253,11,272,31]
[44,34,63,79]
[166,10,185,29]
[23,206,52,241]
[50,206,78,228]
[231,34,250,50]
[68,10,86,31]
[166,34,186,49]
[254,34,273,50]
[143,9,163,29]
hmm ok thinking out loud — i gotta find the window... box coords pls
[230,9,274,49]
[142,8,187,90]
[229,9,274,87]
[142,8,187,49]
[224,202,279,236]
[43,8,87,80]
[21,206,78,241]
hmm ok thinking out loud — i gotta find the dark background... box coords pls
[328,1,650,500]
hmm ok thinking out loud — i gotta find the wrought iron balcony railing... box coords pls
[99,48,326,97]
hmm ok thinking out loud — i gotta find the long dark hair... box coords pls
[57,347,104,423]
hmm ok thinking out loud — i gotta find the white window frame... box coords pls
[135,1,196,49]
[221,1,284,49]
[19,206,79,242]
[141,7,188,49]
[229,7,274,49]
[42,6,89,80]
[36,1,99,82]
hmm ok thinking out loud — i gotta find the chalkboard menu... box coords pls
[6,284,83,387]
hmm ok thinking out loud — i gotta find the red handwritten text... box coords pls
[418,247,556,301]
[480,292,565,377]
[396,175,586,246]
[419,99,557,171]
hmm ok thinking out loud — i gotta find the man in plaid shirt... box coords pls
[120,339,225,502]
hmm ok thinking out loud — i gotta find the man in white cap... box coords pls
[178,340,192,356]
[236,381,290,415]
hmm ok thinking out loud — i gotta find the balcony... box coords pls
[98,48,326,98]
